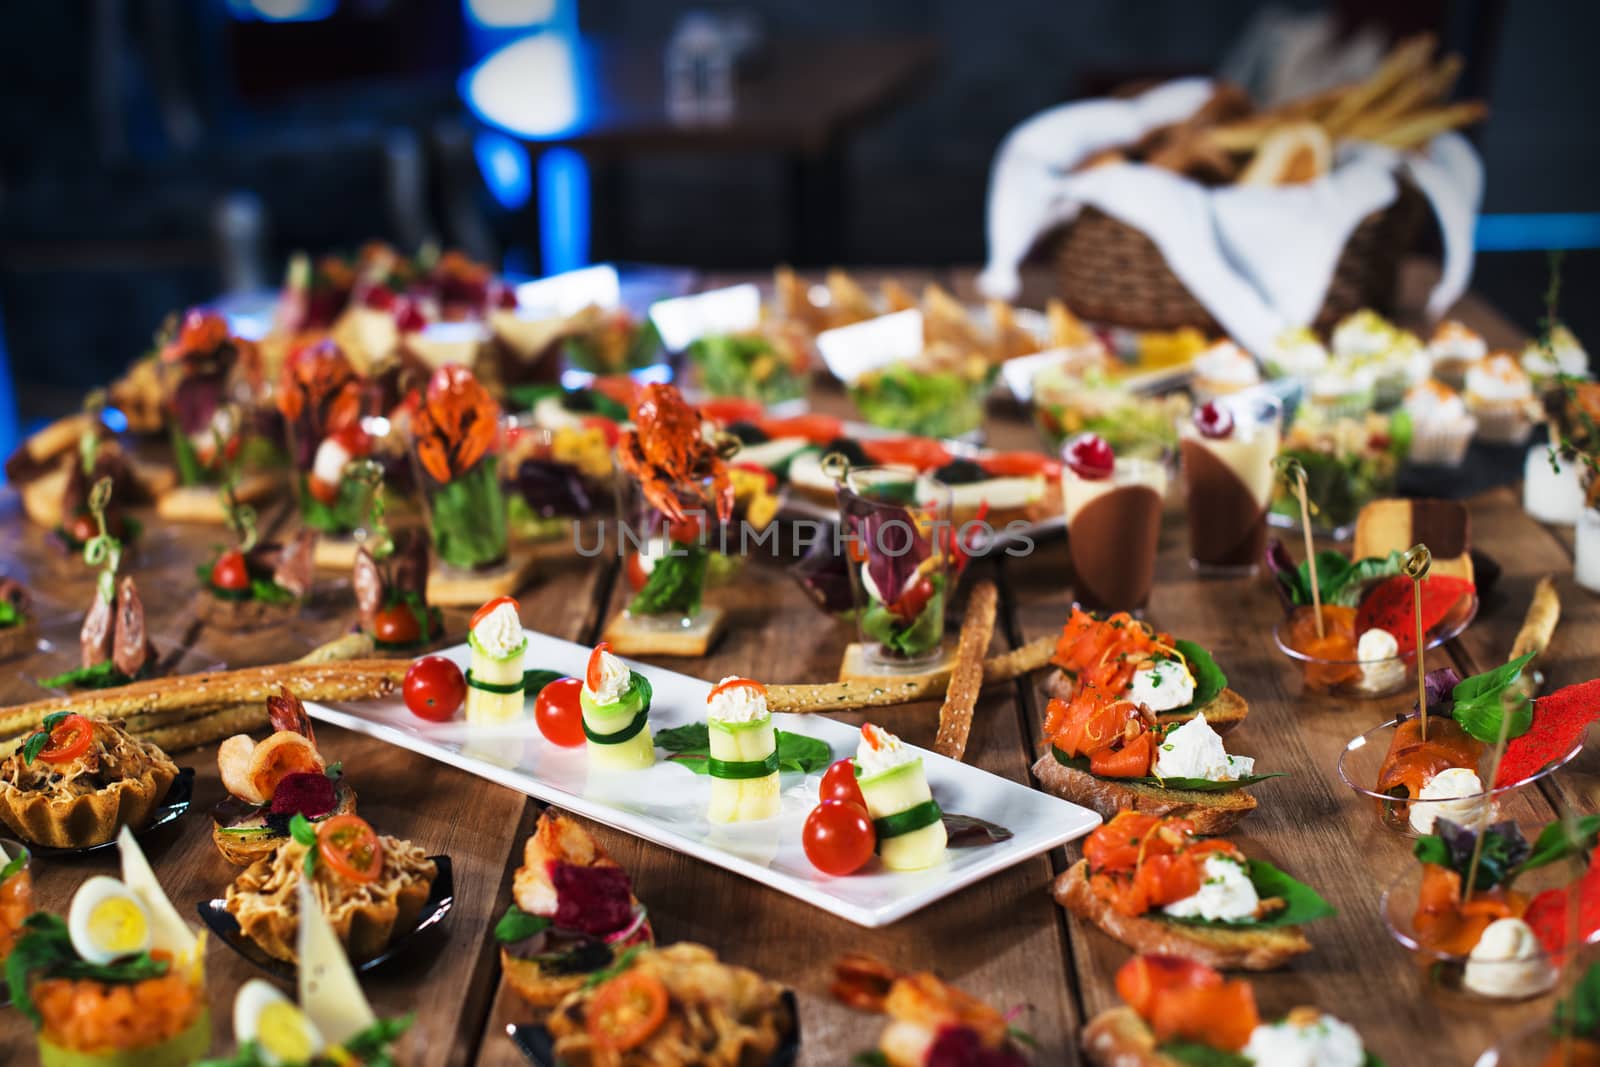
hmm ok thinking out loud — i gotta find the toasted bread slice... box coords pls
[1354,498,1472,583]
[1054,859,1310,970]
[1044,669,1249,733]
[212,782,358,866]
[1030,755,1257,835]
[1082,1006,1181,1066]
[602,605,725,658]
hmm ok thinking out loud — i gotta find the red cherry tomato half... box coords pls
[535,677,587,747]
[470,595,519,631]
[979,451,1062,480]
[802,800,876,876]
[758,413,844,445]
[586,642,612,692]
[316,814,384,884]
[818,758,867,809]
[404,655,466,722]
[698,396,764,427]
[862,437,952,470]
[624,551,650,592]
[36,713,94,764]
[209,549,251,592]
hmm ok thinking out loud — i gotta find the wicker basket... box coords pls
[1054,187,1425,335]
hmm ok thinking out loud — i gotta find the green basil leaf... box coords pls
[522,670,565,697]
[1173,641,1227,713]
[1518,815,1600,876]
[628,543,709,617]
[852,1053,893,1067]
[493,905,551,944]
[289,812,317,848]
[1413,834,1451,868]
[341,1013,416,1065]
[583,943,644,988]
[249,578,297,605]
[659,722,831,776]
[1329,551,1406,608]
[654,722,710,755]
[1051,750,1284,792]
[776,731,832,774]
[37,660,135,690]
[1162,859,1336,929]
[0,845,28,885]
[1450,652,1537,742]
[1556,961,1600,1038]
[1158,1040,1252,1067]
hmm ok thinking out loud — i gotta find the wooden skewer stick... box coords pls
[1282,460,1324,639]
[1461,686,1520,902]
[1403,544,1432,740]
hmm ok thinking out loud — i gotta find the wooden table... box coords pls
[0,266,1588,1067]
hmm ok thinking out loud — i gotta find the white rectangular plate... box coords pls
[307,630,1101,927]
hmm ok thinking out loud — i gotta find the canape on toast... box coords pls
[1083,955,1383,1066]
[832,954,1030,1066]
[0,578,36,661]
[1031,681,1277,834]
[212,688,357,866]
[1054,813,1333,971]
[2,410,168,543]
[352,529,442,651]
[495,812,654,1007]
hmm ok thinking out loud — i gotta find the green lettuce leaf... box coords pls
[629,543,709,618]
[494,904,551,943]
[1051,750,1285,793]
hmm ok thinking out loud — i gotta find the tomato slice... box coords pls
[470,596,519,631]
[706,677,768,704]
[861,437,952,470]
[586,642,612,692]
[586,970,669,1052]
[37,714,93,764]
[698,397,764,426]
[979,450,1061,479]
[759,413,844,445]
[317,814,383,884]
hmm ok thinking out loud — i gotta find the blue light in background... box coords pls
[538,148,590,274]
[464,0,561,29]
[474,132,534,211]
[0,309,17,484]
[224,0,336,22]
[459,31,584,139]
[101,408,129,434]
[1476,213,1600,252]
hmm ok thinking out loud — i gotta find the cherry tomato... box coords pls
[470,595,519,631]
[308,476,340,505]
[209,549,251,592]
[586,642,612,692]
[698,397,764,426]
[535,677,586,747]
[886,575,936,622]
[802,800,876,876]
[818,758,867,809]
[317,814,384,884]
[329,424,373,456]
[624,551,650,592]
[862,437,952,470]
[979,451,1062,479]
[581,415,622,447]
[35,713,93,764]
[66,513,99,546]
[371,604,423,646]
[404,655,466,722]
[586,970,669,1052]
[666,513,704,545]
[706,677,767,704]
[759,413,843,445]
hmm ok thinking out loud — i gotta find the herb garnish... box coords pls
[20,711,71,765]
[654,722,832,775]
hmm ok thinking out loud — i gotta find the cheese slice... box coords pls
[117,826,200,966]
[297,878,378,1046]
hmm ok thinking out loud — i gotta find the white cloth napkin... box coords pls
[978,81,1484,355]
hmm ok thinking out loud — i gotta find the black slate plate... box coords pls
[196,855,454,980]
[25,767,195,858]
[506,989,800,1066]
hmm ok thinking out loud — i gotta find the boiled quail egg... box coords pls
[234,978,326,1065]
[67,876,151,964]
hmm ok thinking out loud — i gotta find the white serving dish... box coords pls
[307,630,1100,927]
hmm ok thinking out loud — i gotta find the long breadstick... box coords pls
[934,581,997,761]
[1511,575,1561,665]
[767,635,1054,714]
[1371,102,1488,148]
[1323,34,1437,135]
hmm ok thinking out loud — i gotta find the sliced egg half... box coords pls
[67,875,151,964]
[235,978,326,1065]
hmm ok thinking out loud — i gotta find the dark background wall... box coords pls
[0,0,1595,411]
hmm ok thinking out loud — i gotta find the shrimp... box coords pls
[512,812,609,916]
[218,688,325,804]
[832,957,1010,1067]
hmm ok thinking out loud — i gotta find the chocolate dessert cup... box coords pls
[1179,392,1281,576]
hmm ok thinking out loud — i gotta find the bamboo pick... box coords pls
[1404,544,1432,740]
[1291,462,1324,639]
[1461,687,1520,902]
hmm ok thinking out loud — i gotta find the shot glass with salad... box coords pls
[837,465,956,671]
[275,339,382,539]
[410,364,510,572]
[1267,411,1408,541]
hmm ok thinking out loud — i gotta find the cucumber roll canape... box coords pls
[854,724,947,871]
[466,596,528,724]
[580,643,655,770]
[705,677,779,824]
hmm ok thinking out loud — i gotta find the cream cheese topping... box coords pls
[856,723,917,777]
[708,676,769,724]
[1331,310,1397,360]
[311,436,353,487]
[1243,1013,1366,1067]
[586,648,632,705]
[1128,657,1196,713]
[1408,766,1492,835]
[1355,628,1406,694]
[472,600,526,659]
[1466,354,1534,402]
[1152,714,1254,781]
[1161,854,1260,922]
[1522,325,1589,379]
[1463,917,1558,998]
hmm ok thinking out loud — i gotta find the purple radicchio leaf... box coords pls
[1264,538,1298,616]
[1423,667,1464,710]
[172,372,228,436]
[837,482,930,605]
[1433,818,1529,888]
[791,523,855,615]
[514,458,594,519]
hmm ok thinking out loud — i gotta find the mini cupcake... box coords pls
[1264,325,1330,383]
[1522,323,1590,387]
[1190,340,1261,402]
[1356,329,1427,410]
[1306,361,1376,421]
[1402,380,1477,466]
[1331,309,1398,360]
[1465,353,1538,444]
[1428,320,1487,391]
